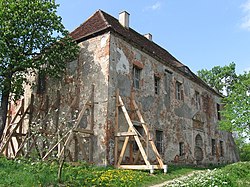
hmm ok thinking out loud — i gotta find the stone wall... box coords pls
[107,32,239,165]
[31,32,111,165]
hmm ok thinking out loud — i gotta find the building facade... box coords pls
[30,10,239,166]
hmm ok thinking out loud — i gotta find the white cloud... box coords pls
[240,0,250,30]
[151,2,161,10]
[144,1,161,11]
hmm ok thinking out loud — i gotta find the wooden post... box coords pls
[17,99,25,147]
[114,89,119,166]
[55,91,61,155]
[27,94,34,154]
[129,91,135,164]
[132,100,164,168]
[89,84,94,162]
[119,96,151,166]
[73,133,78,161]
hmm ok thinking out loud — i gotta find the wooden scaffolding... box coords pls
[0,86,167,173]
[0,85,95,162]
[114,90,167,173]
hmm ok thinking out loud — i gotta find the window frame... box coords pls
[154,75,160,95]
[179,142,185,156]
[155,130,163,155]
[220,140,224,157]
[175,81,182,100]
[133,66,141,89]
[217,103,221,120]
[212,138,216,156]
[133,125,144,151]
[195,91,201,110]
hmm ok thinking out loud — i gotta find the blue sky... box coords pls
[56,0,250,74]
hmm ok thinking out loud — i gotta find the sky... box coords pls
[56,0,250,74]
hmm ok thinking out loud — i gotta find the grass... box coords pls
[0,156,249,186]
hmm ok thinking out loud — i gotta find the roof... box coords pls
[70,10,221,97]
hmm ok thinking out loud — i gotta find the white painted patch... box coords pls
[116,48,129,74]
[100,34,109,48]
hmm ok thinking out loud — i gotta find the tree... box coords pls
[197,62,237,96]
[197,63,250,140]
[0,0,79,139]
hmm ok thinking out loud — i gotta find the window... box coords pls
[133,66,141,89]
[37,72,46,94]
[212,139,216,156]
[156,130,163,154]
[195,91,201,110]
[220,141,224,156]
[179,142,184,156]
[175,81,182,100]
[154,75,160,94]
[217,103,221,120]
[133,125,144,151]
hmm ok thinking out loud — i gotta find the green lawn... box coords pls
[0,157,249,186]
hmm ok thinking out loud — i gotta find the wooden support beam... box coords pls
[114,89,119,166]
[132,99,164,168]
[89,84,95,162]
[117,129,131,167]
[118,164,167,172]
[118,96,151,167]
[115,132,137,137]
[73,128,94,135]
[0,104,31,154]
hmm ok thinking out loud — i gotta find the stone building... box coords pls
[16,10,239,166]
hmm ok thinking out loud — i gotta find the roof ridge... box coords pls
[70,10,100,33]
[98,9,112,28]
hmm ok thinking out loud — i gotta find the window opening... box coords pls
[156,130,163,154]
[154,75,160,94]
[179,142,184,156]
[133,66,141,89]
[176,81,182,100]
[212,139,216,156]
[195,91,201,109]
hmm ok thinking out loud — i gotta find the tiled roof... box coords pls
[70,10,183,69]
[69,10,221,96]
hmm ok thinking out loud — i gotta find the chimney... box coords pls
[119,11,130,28]
[144,33,152,41]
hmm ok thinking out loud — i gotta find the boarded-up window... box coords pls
[156,130,163,154]
[212,139,216,156]
[220,140,224,157]
[179,142,184,156]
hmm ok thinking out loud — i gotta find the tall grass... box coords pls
[0,156,249,186]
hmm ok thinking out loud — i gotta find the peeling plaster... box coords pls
[116,48,130,75]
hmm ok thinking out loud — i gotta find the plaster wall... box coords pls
[107,33,238,165]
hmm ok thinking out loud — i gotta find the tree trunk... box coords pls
[0,88,10,140]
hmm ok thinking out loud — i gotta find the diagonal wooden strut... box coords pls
[115,90,167,173]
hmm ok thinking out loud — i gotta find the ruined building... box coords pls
[1,10,239,170]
